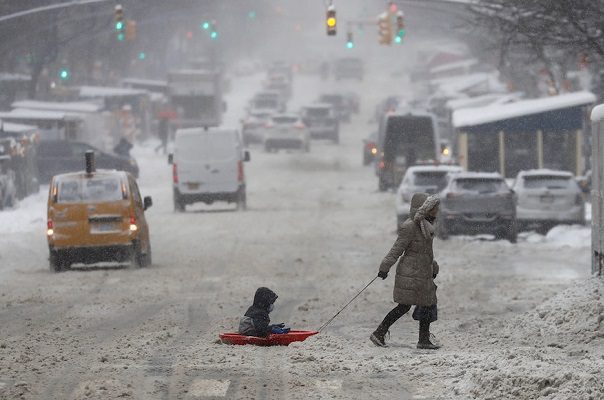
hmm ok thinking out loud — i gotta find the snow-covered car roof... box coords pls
[453,91,596,128]
[592,103,604,122]
[303,103,333,109]
[387,108,437,119]
[405,165,463,174]
[451,171,504,180]
[516,169,574,178]
[429,58,478,75]
[53,169,128,181]
[12,100,102,113]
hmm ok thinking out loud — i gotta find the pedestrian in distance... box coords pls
[371,193,441,350]
[239,287,287,337]
[155,118,169,155]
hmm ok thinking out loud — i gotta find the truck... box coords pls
[167,69,225,128]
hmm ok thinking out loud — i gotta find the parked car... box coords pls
[46,152,152,272]
[170,128,250,212]
[318,94,352,122]
[438,172,517,242]
[396,165,463,227]
[363,132,378,166]
[241,111,272,146]
[301,104,339,143]
[576,169,591,196]
[37,140,138,184]
[264,114,310,152]
[513,169,585,232]
[333,57,364,81]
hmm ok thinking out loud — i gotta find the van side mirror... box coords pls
[168,153,173,165]
[143,196,153,210]
[244,150,251,162]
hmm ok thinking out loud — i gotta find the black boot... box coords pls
[370,324,389,347]
[417,320,440,350]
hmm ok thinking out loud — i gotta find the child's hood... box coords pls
[253,287,278,308]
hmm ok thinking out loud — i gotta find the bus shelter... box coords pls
[453,91,596,178]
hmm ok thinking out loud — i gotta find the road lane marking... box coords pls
[188,379,230,397]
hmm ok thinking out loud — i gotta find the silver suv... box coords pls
[512,169,585,233]
[438,172,517,242]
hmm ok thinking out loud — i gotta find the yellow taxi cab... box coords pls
[46,151,152,272]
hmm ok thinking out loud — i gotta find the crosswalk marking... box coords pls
[188,379,230,398]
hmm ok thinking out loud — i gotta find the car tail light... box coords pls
[576,194,583,205]
[129,215,138,232]
[446,192,457,199]
[294,122,305,129]
[378,161,386,170]
[264,123,273,129]
[238,160,244,182]
[172,164,178,184]
[47,220,54,236]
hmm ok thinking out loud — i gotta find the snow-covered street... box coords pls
[1,73,603,400]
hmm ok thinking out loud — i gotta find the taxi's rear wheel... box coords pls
[129,241,143,269]
[49,251,66,272]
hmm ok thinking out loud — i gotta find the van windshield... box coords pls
[57,176,124,203]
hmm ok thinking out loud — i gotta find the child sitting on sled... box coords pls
[239,287,288,337]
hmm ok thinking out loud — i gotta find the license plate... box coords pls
[540,195,554,203]
[187,183,200,190]
[91,222,119,233]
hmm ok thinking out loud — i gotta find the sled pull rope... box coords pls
[318,276,377,333]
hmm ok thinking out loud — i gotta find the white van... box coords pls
[169,128,250,211]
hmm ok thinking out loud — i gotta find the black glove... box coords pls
[378,271,388,280]
[433,274,437,279]
[270,323,285,329]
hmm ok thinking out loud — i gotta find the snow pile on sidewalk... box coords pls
[522,225,591,249]
[454,278,604,400]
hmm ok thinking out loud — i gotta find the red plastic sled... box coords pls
[219,330,319,346]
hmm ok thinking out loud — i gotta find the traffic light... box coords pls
[395,12,405,44]
[326,6,336,36]
[114,4,125,41]
[346,32,354,49]
[58,68,70,81]
[201,21,210,30]
[378,13,392,45]
[125,20,137,41]
[210,20,218,39]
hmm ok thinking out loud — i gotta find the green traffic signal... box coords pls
[138,52,146,60]
[58,68,70,81]
[202,21,210,30]
[210,31,218,39]
[395,36,402,44]
[115,21,124,31]
[117,32,125,41]
[248,10,256,19]
[346,41,354,49]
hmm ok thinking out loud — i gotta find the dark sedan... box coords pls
[37,140,139,183]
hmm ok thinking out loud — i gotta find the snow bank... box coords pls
[522,225,591,249]
[0,188,47,234]
[454,278,604,400]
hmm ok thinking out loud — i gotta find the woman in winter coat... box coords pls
[370,192,441,350]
